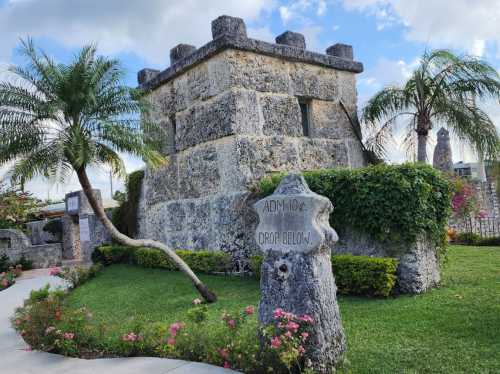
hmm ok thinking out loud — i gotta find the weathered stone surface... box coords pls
[255,175,345,372]
[175,89,260,151]
[212,15,247,39]
[178,145,220,199]
[137,68,160,85]
[289,63,338,100]
[139,34,363,92]
[310,100,354,139]
[259,94,302,136]
[65,190,102,216]
[433,127,453,173]
[0,229,62,268]
[275,31,306,49]
[334,228,441,294]
[326,43,353,60]
[26,219,61,245]
[170,44,197,65]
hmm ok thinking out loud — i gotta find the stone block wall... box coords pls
[0,229,62,269]
[138,16,365,270]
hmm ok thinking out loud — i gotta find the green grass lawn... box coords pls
[65,245,500,373]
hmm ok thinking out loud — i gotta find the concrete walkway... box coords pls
[0,270,237,374]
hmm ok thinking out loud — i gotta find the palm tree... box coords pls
[363,49,500,162]
[0,39,217,302]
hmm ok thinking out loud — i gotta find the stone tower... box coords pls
[137,15,365,269]
[433,127,453,173]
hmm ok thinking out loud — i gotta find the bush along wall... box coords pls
[250,254,398,297]
[92,245,232,274]
[257,164,452,294]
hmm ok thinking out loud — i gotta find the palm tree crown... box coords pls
[363,49,500,162]
[0,39,163,183]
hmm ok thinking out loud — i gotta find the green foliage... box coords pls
[0,253,9,272]
[0,267,18,290]
[475,236,500,246]
[54,264,103,289]
[28,284,51,304]
[257,164,452,259]
[0,183,40,230]
[112,170,145,238]
[455,232,481,245]
[251,254,398,297]
[17,255,33,270]
[43,219,63,237]
[249,255,263,279]
[331,255,398,297]
[0,254,32,273]
[92,245,232,274]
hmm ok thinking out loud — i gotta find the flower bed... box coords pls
[12,267,317,373]
[1,264,23,291]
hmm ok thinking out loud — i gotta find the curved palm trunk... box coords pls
[76,167,217,303]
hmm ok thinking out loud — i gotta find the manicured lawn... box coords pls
[65,246,500,373]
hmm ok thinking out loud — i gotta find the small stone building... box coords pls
[137,15,365,269]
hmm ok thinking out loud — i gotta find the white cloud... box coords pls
[341,0,500,55]
[0,0,274,64]
[278,0,330,24]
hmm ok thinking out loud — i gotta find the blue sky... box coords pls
[0,0,499,199]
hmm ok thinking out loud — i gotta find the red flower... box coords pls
[244,305,254,315]
[270,336,281,349]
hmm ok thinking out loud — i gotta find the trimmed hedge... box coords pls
[331,255,398,297]
[250,254,398,297]
[257,164,451,259]
[92,245,232,274]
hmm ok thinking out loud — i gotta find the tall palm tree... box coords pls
[363,49,500,162]
[0,39,217,302]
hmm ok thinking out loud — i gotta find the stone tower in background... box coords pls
[433,127,453,173]
[136,15,365,270]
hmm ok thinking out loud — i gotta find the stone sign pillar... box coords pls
[254,174,346,372]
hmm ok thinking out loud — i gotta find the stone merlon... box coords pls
[275,31,306,49]
[138,15,363,90]
[170,44,197,65]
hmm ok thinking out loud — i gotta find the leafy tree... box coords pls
[0,39,216,302]
[363,49,500,162]
[0,183,40,230]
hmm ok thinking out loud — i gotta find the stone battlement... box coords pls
[138,15,363,91]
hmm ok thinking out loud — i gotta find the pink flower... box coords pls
[284,331,293,338]
[15,319,21,326]
[298,345,306,355]
[49,267,61,276]
[192,298,202,305]
[1,278,8,287]
[63,332,74,340]
[218,348,229,360]
[23,345,32,351]
[244,305,254,315]
[286,321,300,332]
[169,322,184,337]
[270,336,281,349]
[122,332,139,342]
[167,337,176,346]
[477,210,488,219]
[227,319,236,328]
[299,314,314,324]
[223,361,231,369]
[301,332,309,341]
[45,326,56,335]
[273,308,285,319]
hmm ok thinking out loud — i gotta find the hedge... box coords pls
[92,245,232,274]
[257,164,451,259]
[250,254,398,297]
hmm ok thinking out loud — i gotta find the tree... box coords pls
[0,39,216,302]
[0,182,40,230]
[363,49,500,162]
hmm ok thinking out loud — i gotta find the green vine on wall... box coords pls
[112,170,145,238]
[257,164,452,259]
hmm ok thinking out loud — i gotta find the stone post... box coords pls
[254,174,346,372]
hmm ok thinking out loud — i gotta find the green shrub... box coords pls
[257,164,452,259]
[0,253,9,272]
[17,255,33,270]
[455,232,480,245]
[93,245,232,274]
[475,236,500,246]
[249,255,263,279]
[43,219,63,237]
[54,264,103,289]
[91,245,137,265]
[250,254,398,297]
[331,255,398,297]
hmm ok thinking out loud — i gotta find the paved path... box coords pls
[0,270,237,374]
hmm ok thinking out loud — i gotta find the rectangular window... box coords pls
[299,99,311,137]
[169,114,177,154]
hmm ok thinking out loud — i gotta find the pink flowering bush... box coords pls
[53,264,102,289]
[0,265,22,291]
[451,178,482,222]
